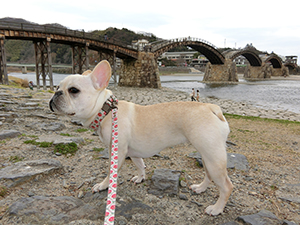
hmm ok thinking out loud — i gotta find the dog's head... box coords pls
[49,60,111,121]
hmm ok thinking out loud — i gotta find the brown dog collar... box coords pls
[89,95,118,131]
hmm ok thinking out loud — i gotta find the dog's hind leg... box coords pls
[190,161,211,193]
[202,155,233,216]
[130,157,146,184]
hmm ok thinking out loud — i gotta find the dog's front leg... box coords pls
[130,157,146,184]
[92,147,127,193]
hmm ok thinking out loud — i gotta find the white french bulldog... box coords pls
[49,60,233,216]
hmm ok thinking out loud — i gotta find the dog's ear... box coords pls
[90,60,111,90]
[82,70,92,76]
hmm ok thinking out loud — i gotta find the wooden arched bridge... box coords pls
[0,21,293,89]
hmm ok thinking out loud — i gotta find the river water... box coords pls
[8,72,300,114]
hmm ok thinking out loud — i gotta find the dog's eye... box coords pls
[56,86,60,91]
[68,87,80,94]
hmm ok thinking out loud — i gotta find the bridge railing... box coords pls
[0,21,138,50]
[150,37,217,52]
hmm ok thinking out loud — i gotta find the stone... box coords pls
[282,220,297,225]
[0,100,16,104]
[8,195,102,224]
[0,159,63,187]
[43,123,66,131]
[22,102,39,107]
[26,122,67,131]
[276,183,300,204]
[227,153,249,171]
[0,130,21,140]
[236,210,281,225]
[37,136,84,145]
[179,194,188,200]
[187,152,249,171]
[116,199,153,220]
[148,169,181,196]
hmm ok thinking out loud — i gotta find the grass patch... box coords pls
[9,155,24,163]
[93,147,105,152]
[54,142,78,155]
[224,113,300,125]
[0,186,7,197]
[60,133,73,137]
[23,140,53,148]
[76,128,89,133]
[237,129,254,133]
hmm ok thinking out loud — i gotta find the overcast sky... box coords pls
[2,0,300,63]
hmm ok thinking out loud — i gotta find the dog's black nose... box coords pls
[49,99,54,112]
[49,91,63,112]
[55,90,63,97]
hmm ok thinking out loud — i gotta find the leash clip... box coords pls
[101,96,118,115]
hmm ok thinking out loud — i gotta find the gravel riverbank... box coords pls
[0,84,299,224]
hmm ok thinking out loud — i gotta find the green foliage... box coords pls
[9,155,24,163]
[93,147,104,152]
[159,58,176,67]
[23,140,53,148]
[76,128,89,133]
[5,40,33,62]
[0,186,7,197]
[224,113,300,125]
[54,142,78,155]
[60,133,72,137]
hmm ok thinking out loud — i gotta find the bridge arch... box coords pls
[224,49,262,67]
[151,37,225,64]
[261,54,283,68]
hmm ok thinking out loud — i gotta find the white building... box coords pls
[159,51,197,63]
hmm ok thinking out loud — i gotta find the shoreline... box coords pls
[1,83,300,122]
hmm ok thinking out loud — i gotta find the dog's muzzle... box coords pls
[49,91,63,112]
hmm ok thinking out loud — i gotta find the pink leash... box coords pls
[104,107,119,224]
[89,96,119,225]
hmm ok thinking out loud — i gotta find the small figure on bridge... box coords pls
[190,88,196,101]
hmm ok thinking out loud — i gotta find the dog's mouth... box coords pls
[50,100,75,116]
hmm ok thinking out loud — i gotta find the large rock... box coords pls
[0,159,63,187]
[8,195,102,224]
[0,130,21,140]
[148,169,181,196]
[188,152,249,171]
[276,183,300,204]
[236,210,282,225]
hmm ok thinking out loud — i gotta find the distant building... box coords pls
[233,55,248,65]
[159,51,198,63]
[131,39,150,51]
[285,56,298,64]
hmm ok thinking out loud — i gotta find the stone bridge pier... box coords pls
[272,66,289,77]
[119,52,161,88]
[244,63,289,79]
[203,59,238,82]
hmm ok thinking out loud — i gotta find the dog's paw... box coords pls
[92,182,108,193]
[205,204,223,216]
[131,175,144,184]
[190,184,207,194]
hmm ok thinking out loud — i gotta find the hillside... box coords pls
[0,17,158,64]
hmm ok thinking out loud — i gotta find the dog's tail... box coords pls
[209,104,226,122]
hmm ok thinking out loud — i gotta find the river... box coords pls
[8,72,300,114]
